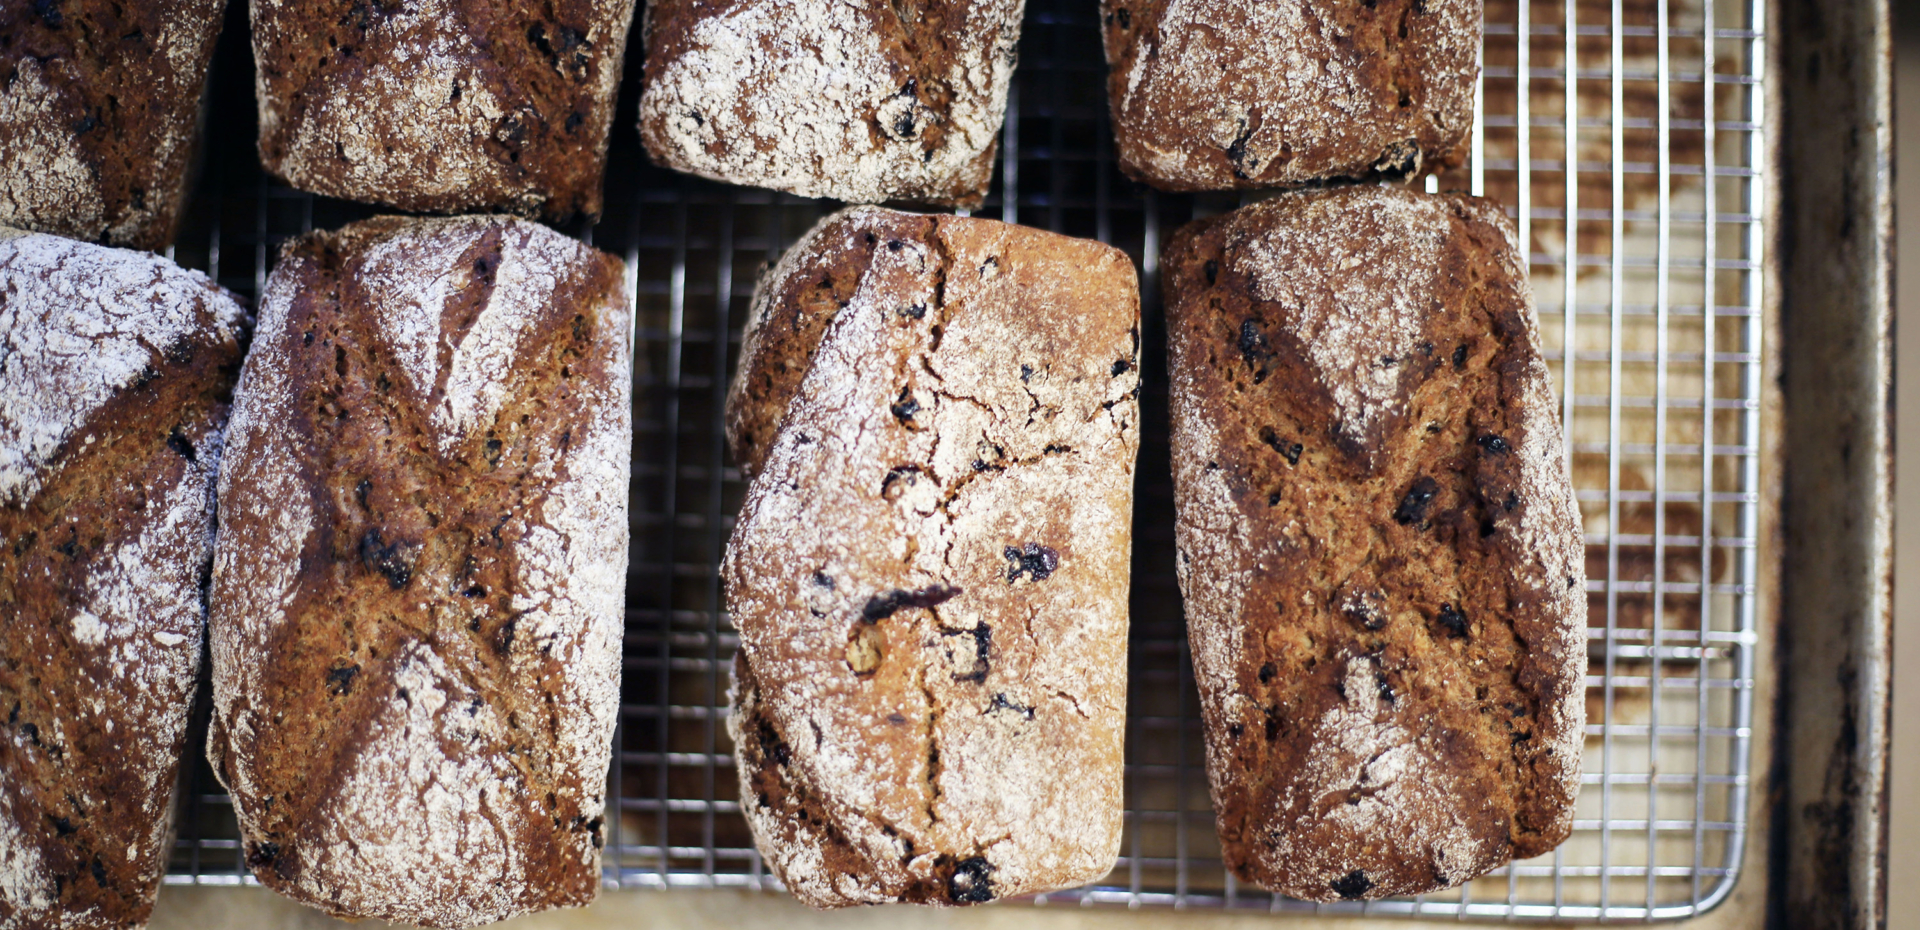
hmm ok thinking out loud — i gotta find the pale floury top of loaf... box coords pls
[640,0,1024,207]
[0,1,226,249]
[1101,0,1477,190]
[1166,186,1585,901]
[723,208,1138,906]
[1,230,243,927]
[0,229,246,504]
[253,0,636,217]
[207,216,630,929]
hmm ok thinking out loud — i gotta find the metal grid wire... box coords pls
[162,0,1766,921]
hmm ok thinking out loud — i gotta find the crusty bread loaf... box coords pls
[0,229,247,928]
[0,0,226,250]
[723,207,1139,907]
[1100,0,1477,191]
[205,215,631,929]
[640,0,1023,208]
[252,0,636,221]
[1162,185,1584,901]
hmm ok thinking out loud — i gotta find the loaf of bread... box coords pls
[0,0,226,250]
[640,1,1024,208]
[723,207,1139,907]
[205,215,631,929]
[252,0,636,221]
[1100,0,1477,191]
[1162,185,1584,901]
[0,229,247,928]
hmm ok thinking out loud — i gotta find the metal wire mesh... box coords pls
[162,0,1766,921]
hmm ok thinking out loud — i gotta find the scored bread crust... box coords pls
[1099,0,1477,192]
[252,0,636,220]
[639,0,1024,208]
[0,229,248,929]
[1162,186,1584,902]
[722,208,1139,907]
[206,216,630,929]
[0,0,227,250]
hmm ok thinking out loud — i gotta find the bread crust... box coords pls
[0,0,227,250]
[722,208,1139,907]
[1100,0,1477,191]
[1162,186,1584,901]
[0,229,248,928]
[639,0,1023,208]
[206,216,631,929]
[252,0,636,220]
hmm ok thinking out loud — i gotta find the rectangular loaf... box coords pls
[723,207,1139,907]
[0,1,226,249]
[640,0,1024,208]
[0,229,247,928]
[206,215,631,929]
[1162,185,1586,901]
[252,0,635,220]
[1100,0,1477,191]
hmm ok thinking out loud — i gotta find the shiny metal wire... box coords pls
[164,0,1765,920]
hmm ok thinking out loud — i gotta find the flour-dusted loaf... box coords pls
[0,0,226,250]
[252,0,636,220]
[640,0,1023,208]
[723,207,1139,907]
[1100,0,1477,192]
[1162,185,1584,901]
[205,216,631,929]
[0,230,247,929]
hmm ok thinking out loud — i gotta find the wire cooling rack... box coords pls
[161,0,1766,921]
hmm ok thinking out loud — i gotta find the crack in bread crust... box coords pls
[723,208,1138,907]
[1163,186,1585,902]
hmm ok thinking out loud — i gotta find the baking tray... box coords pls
[148,0,1891,924]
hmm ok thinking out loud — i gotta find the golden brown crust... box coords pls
[1163,185,1584,901]
[1100,0,1477,191]
[723,208,1139,907]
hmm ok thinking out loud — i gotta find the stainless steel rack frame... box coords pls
[156,0,1894,925]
